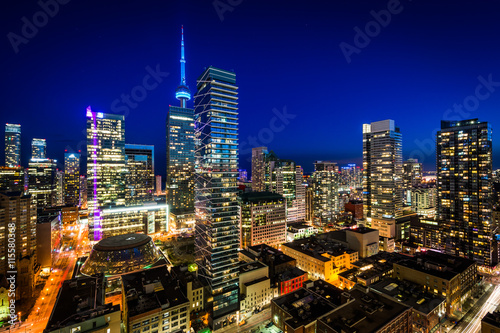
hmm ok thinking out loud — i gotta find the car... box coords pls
[238,320,245,326]
[265,322,273,328]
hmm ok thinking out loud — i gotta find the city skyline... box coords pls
[2,1,500,176]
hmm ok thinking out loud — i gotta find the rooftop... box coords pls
[273,281,345,330]
[246,244,296,266]
[395,250,476,280]
[45,275,120,331]
[239,260,268,274]
[282,236,355,262]
[371,278,445,315]
[121,265,189,319]
[482,311,500,329]
[319,287,410,333]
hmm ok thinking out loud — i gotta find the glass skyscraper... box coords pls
[31,138,46,159]
[28,158,58,209]
[437,119,494,266]
[363,119,403,220]
[312,161,340,225]
[86,107,126,241]
[5,124,21,167]
[64,152,80,206]
[125,144,155,205]
[194,66,239,330]
[167,26,195,215]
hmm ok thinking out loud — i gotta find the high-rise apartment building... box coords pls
[125,144,154,205]
[262,151,305,222]
[194,66,239,330]
[5,124,21,167]
[86,107,126,241]
[0,192,37,300]
[28,158,58,209]
[403,158,423,205]
[0,166,25,192]
[239,192,287,249]
[312,161,339,225]
[31,138,46,159]
[363,119,403,220]
[437,119,494,266]
[64,152,80,206]
[167,26,195,215]
[251,146,268,191]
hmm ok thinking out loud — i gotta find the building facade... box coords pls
[28,158,57,209]
[64,152,80,207]
[312,161,339,225]
[437,119,494,266]
[251,147,268,192]
[125,144,155,205]
[194,66,240,330]
[31,138,46,159]
[86,107,126,241]
[363,119,403,220]
[239,192,287,249]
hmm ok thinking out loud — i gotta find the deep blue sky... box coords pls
[2,0,500,177]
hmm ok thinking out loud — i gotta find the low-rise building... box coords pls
[344,200,363,220]
[121,265,190,333]
[239,261,273,317]
[371,278,446,333]
[482,311,500,333]
[393,250,477,316]
[281,237,358,282]
[286,222,318,242]
[317,286,413,333]
[277,267,308,296]
[271,280,346,333]
[44,275,121,333]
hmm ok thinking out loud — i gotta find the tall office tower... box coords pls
[86,107,126,241]
[0,192,37,300]
[311,161,339,225]
[31,138,46,159]
[5,124,21,167]
[79,175,87,209]
[167,26,195,215]
[403,158,423,205]
[56,170,64,205]
[194,66,239,330]
[363,119,403,221]
[28,158,57,209]
[305,185,314,222]
[437,119,494,266]
[0,166,25,192]
[251,146,268,191]
[155,175,162,195]
[239,192,286,249]
[125,144,154,205]
[64,152,80,206]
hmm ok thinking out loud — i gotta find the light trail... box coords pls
[459,284,500,333]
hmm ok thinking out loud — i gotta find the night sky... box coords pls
[2,0,500,177]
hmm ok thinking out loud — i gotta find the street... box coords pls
[4,222,87,333]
